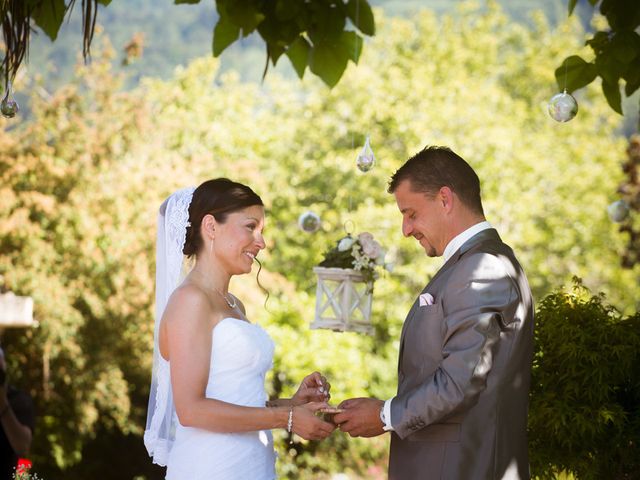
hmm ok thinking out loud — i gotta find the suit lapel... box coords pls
[397,229,501,369]
[397,258,456,366]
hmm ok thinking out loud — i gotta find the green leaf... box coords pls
[555,55,598,92]
[595,52,625,86]
[212,15,240,56]
[346,0,375,36]
[269,43,286,64]
[307,3,346,43]
[600,0,639,31]
[586,31,610,56]
[341,30,363,64]
[602,79,623,114]
[275,0,301,21]
[257,11,301,45]
[226,1,265,33]
[568,0,578,15]
[610,31,639,64]
[31,0,66,41]
[98,0,112,5]
[624,65,640,96]
[286,36,310,79]
[309,39,350,88]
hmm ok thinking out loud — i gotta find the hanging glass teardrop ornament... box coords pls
[298,211,321,233]
[607,200,630,223]
[548,90,577,122]
[1,81,19,118]
[356,136,375,172]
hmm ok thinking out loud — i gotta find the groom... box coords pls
[334,146,534,480]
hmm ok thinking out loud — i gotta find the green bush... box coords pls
[529,279,640,480]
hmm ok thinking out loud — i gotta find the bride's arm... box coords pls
[165,286,334,439]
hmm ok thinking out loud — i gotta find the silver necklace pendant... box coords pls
[221,291,236,309]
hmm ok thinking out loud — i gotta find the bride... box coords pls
[144,178,335,479]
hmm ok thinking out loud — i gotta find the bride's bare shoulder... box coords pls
[160,284,222,358]
[172,282,208,302]
[164,283,215,324]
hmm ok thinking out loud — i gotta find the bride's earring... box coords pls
[209,239,213,256]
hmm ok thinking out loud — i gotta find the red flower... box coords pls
[16,458,32,475]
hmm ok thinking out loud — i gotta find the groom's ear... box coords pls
[439,186,454,212]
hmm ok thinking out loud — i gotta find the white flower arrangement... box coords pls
[318,232,391,291]
[13,465,43,480]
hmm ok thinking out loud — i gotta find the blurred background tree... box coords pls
[554,1,640,268]
[2,1,638,120]
[11,1,640,252]
[1,1,639,479]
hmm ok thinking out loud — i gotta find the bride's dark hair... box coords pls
[183,178,264,257]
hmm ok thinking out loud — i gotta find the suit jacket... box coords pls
[388,229,534,480]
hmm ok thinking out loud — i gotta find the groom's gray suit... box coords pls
[389,228,534,480]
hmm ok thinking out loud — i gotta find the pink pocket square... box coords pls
[419,293,435,306]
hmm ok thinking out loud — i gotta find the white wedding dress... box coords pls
[166,317,277,480]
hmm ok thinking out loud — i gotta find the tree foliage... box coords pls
[0,0,111,86]
[1,4,639,479]
[21,0,582,91]
[0,0,374,89]
[4,1,638,125]
[529,278,640,479]
[208,0,375,87]
[557,0,640,119]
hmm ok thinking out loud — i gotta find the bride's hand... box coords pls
[291,371,331,406]
[291,402,335,441]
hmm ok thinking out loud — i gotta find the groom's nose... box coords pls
[402,218,413,237]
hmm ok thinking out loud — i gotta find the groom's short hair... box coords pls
[388,146,484,216]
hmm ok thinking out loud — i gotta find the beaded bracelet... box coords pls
[286,407,293,433]
[287,407,294,444]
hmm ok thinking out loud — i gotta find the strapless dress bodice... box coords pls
[166,317,277,480]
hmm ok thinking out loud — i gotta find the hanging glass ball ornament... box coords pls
[548,90,578,122]
[1,97,19,118]
[356,136,375,172]
[607,200,630,223]
[1,81,19,118]
[298,211,321,233]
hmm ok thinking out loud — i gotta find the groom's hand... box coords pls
[333,397,385,438]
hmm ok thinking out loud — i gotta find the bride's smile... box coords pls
[211,205,266,274]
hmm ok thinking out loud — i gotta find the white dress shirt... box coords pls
[381,221,493,431]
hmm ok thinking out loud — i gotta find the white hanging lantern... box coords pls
[312,266,373,335]
[0,292,36,328]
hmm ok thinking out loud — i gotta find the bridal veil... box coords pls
[144,187,195,466]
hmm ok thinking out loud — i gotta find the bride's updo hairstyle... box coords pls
[183,178,264,258]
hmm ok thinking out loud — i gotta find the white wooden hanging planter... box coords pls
[0,292,36,328]
[312,267,374,335]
